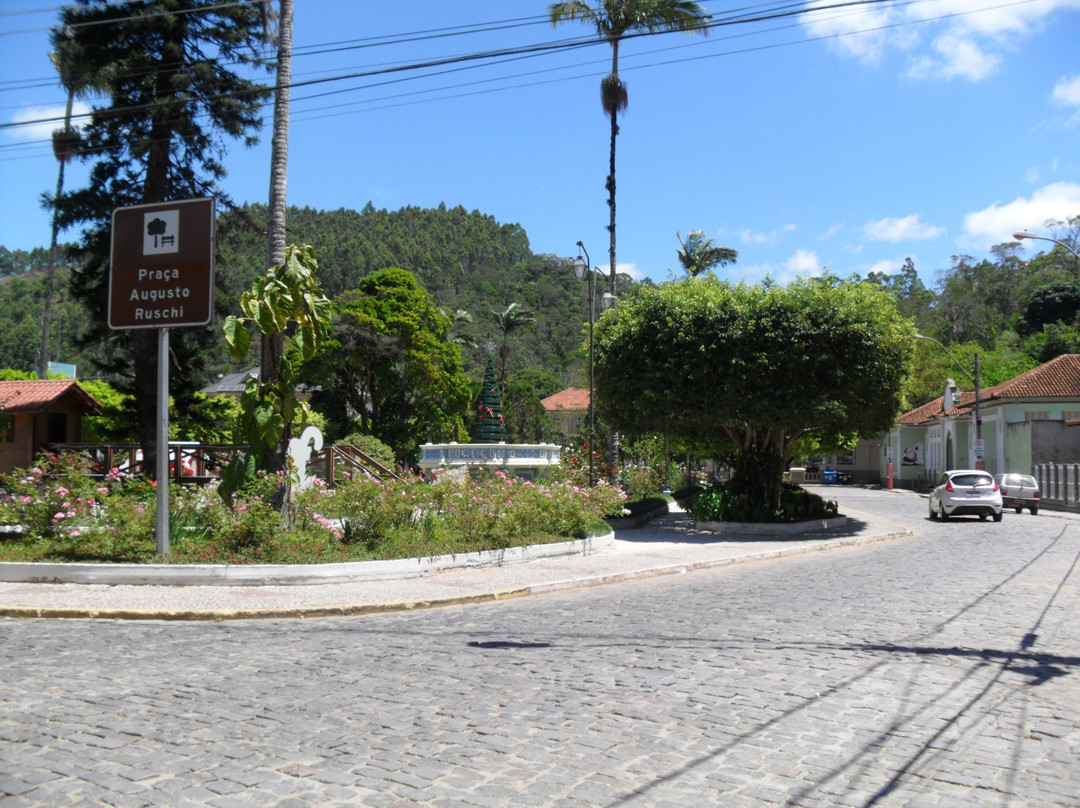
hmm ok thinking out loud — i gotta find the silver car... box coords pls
[994,473,1040,515]
[928,470,1003,522]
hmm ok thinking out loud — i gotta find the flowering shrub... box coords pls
[0,456,627,564]
[0,453,112,540]
[687,479,838,524]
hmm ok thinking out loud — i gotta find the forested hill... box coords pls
[217,202,601,383]
[0,203,609,388]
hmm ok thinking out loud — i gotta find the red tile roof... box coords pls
[0,380,102,415]
[979,354,1080,400]
[541,387,590,412]
[897,354,1080,425]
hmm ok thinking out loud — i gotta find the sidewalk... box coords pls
[0,503,911,621]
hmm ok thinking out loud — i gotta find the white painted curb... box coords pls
[0,531,615,587]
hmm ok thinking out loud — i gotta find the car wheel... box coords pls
[993,511,1003,522]
[1031,506,1038,516]
[1015,507,1023,514]
[929,501,938,520]
[939,503,949,521]
[979,513,988,521]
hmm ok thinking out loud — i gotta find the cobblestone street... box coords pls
[2,488,1078,806]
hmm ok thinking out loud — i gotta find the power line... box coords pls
[0,0,1040,155]
[0,0,906,133]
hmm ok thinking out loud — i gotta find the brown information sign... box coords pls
[109,198,215,329]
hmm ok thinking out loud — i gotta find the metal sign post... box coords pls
[156,328,170,554]
[109,198,215,555]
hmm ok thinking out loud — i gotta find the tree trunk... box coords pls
[606,105,618,298]
[262,0,293,479]
[137,45,178,479]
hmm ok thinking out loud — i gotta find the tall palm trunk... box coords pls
[265,0,292,273]
[262,0,293,478]
[39,92,74,379]
[607,105,618,298]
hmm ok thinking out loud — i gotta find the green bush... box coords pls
[687,479,838,524]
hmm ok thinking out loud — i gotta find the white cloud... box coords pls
[905,32,1001,81]
[821,223,845,239]
[1052,74,1080,106]
[617,262,646,281]
[732,223,796,245]
[962,182,1080,248]
[863,214,946,242]
[786,249,823,276]
[5,102,91,141]
[801,0,1076,82]
[864,257,908,276]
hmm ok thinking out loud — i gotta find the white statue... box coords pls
[287,425,324,491]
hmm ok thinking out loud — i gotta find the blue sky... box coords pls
[1,0,1078,287]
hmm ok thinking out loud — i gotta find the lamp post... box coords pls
[914,333,982,469]
[573,242,596,486]
[1013,230,1080,280]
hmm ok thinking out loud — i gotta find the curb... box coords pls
[0,528,912,622]
[0,532,615,587]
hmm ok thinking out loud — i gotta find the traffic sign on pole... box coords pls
[109,198,215,330]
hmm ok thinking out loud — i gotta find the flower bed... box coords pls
[0,455,626,565]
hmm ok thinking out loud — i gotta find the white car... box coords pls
[928,470,1003,522]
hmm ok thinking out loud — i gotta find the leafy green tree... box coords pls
[593,276,913,510]
[865,257,934,327]
[305,268,472,462]
[50,0,271,477]
[222,245,333,501]
[676,230,736,277]
[550,1,710,294]
[1018,281,1080,336]
[80,378,136,443]
[502,368,563,442]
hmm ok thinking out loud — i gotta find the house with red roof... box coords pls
[541,387,590,443]
[0,380,102,474]
[883,354,1080,490]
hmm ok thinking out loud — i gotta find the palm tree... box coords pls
[40,33,112,378]
[676,230,737,277]
[550,1,710,295]
[264,0,292,272]
[491,303,535,384]
[443,308,478,349]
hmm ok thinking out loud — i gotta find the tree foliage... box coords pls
[222,245,333,501]
[303,267,472,462]
[49,0,271,477]
[594,276,913,507]
[676,230,737,277]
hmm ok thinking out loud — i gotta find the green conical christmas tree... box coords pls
[471,356,507,443]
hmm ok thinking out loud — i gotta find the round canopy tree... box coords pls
[592,276,914,510]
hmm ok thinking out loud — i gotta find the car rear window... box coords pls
[952,473,994,487]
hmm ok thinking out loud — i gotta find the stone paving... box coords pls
[1,488,1078,806]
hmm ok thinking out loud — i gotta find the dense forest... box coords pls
[1,206,1078,442]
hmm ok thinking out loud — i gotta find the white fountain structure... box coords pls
[417,357,560,481]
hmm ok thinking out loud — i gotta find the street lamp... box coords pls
[573,242,596,486]
[914,333,982,468]
[573,243,618,486]
[1013,230,1080,267]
